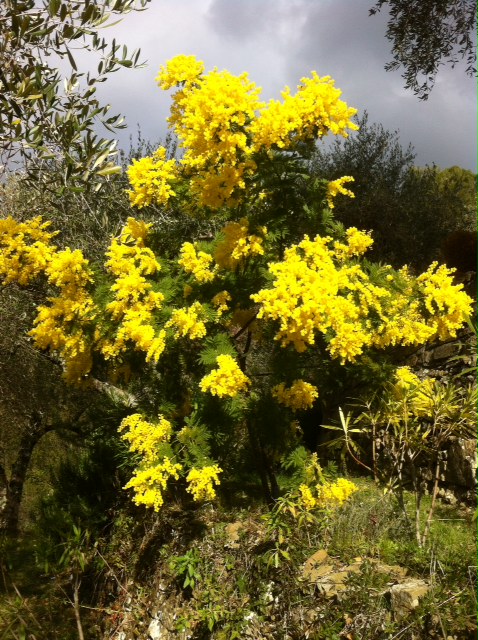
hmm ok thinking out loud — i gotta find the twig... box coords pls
[11,582,44,630]
[95,548,130,596]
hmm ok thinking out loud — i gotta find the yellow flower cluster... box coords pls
[167,62,262,209]
[123,458,183,511]
[298,484,316,510]
[200,354,251,397]
[165,302,207,340]
[0,217,97,383]
[127,146,178,208]
[334,227,374,258]
[156,54,205,90]
[251,231,380,359]
[119,413,182,511]
[252,231,473,362]
[212,290,232,316]
[178,242,216,283]
[417,262,473,340]
[214,219,266,270]
[31,248,96,383]
[102,218,166,363]
[128,56,358,211]
[326,176,355,209]
[0,216,56,285]
[298,478,359,511]
[316,478,359,507]
[119,413,173,461]
[374,264,473,348]
[272,380,319,411]
[250,73,358,151]
[186,464,222,501]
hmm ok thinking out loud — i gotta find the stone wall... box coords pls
[403,326,477,501]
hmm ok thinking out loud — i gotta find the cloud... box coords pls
[87,0,476,171]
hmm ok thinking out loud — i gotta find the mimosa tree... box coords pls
[0,56,472,511]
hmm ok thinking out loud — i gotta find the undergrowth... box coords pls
[1,477,476,639]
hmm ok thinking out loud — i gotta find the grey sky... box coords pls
[95,0,477,171]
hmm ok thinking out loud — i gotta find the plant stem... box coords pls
[73,574,85,640]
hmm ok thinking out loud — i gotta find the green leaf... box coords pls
[49,0,61,16]
[65,46,78,71]
[198,334,236,367]
[96,165,122,176]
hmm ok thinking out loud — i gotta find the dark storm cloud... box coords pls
[205,0,476,171]
[95,0,476,171]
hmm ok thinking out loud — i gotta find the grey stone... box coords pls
[390,579,430,619]
[224,521,244,548]
[431,342,461,361]
[445,438,477,489]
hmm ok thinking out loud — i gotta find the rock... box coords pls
[431,342,461,361]
[224,521,244,548]
[306,563,336,582]
[390,579,430,619]
[317,570,349,597]
[370,560,408,580]
[301,549,332,582]
[445,438,477,489]
[148,616,163,640]
[437,487,458,505]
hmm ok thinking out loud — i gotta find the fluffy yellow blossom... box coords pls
[131,57,359,211]
[0,220,98,384]
[315,478,359,507]
[119,414,173,462]
[120,217,153,246]
[45,248,92,291]
[165,302,207,340]
[178,242,216,283]
[30,289,96,383]
[394,366,421,391]
[123,458,183,511]
[0,216,56,285]
[252,231,471,362]
[189,163,252,209]
[251,73,358,151]
[156,54,205,90]
[417,262,473,340]
[200,354,251,397]
[298,484,316,510]
[212,290,232,316]
[251,233,379,359]
[167,63,262,208]
[214,219,265,270]
[127,146,178,208]
[297,477,358,511]
[272,380,319,411]
[101,220,165,362]
[326,176,355,209]
[186,464,222,501]
[333,227,373,259]
[119,412,182,511]
[146,331,167,363]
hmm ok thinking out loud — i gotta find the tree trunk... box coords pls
[0,412,51,537]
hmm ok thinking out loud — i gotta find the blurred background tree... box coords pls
[311,113,477,271]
